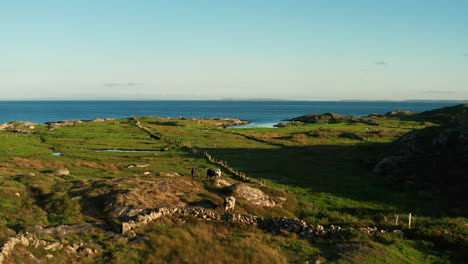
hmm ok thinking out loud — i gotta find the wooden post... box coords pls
[408,213,412,228]
[395,214,399,225]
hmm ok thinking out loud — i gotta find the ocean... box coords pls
[0,101,457,127]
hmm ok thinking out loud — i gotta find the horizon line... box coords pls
[0,99,468,102]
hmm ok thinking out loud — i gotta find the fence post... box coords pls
[408,213,412,228]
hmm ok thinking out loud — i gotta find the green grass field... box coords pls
[0,116,466,263]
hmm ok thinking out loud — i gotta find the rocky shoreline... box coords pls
[0,117,249,130]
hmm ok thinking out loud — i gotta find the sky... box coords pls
[0,0,467,100]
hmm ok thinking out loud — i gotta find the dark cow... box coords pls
[207,168,221,180]
[191,167,205,179]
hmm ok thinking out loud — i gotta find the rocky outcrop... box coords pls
[284,113,380,126]
[111,206,145,219]
[368,110,416,119]
[13,128,36,134]
[274,121,304,128]
[0,121,37,132]
[374,104,468,215]
[214,178,232,188]
[413,103,468,125]
[369,103,468,124]
[106,179,200,220]
[230,184,276,207]
[0,234,30,263]
[47,119,124,130]
[288,113,349,124]
[26,223,100,239]
[46,120,80,130]
[0,123,11,130]
[0,224,102,264]
[208,118,249,127]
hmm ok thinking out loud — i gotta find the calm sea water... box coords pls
[0,101,457,127]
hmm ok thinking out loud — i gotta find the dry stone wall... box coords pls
[120,206,386,240]
[132,117,264,185]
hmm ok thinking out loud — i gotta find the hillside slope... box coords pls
[374,104,468,215]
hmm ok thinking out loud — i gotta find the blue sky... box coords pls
[0,0,467,100]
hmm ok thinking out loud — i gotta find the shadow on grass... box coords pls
[185,199,219,209]
[201,143,441,217]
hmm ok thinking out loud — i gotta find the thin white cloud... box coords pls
[422,90,456,95]
[103,82,141,87]
[374,61,388,66]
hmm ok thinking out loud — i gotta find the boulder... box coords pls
[80,248,95,256]
[44,242,61,251]
[127,164,149,168]
[0,123,11,130]
[46,120,76,130]
[214,178,232,187]
[157,172,181,177]
[17,173,36,177]
[230,184,276,207]
[53,168,70,176]
[14,128,35,134]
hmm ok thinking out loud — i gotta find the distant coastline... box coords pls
[0,100,459,126]
[340,99,468,103]
[220,98,293,101]
[1,99,467,102]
